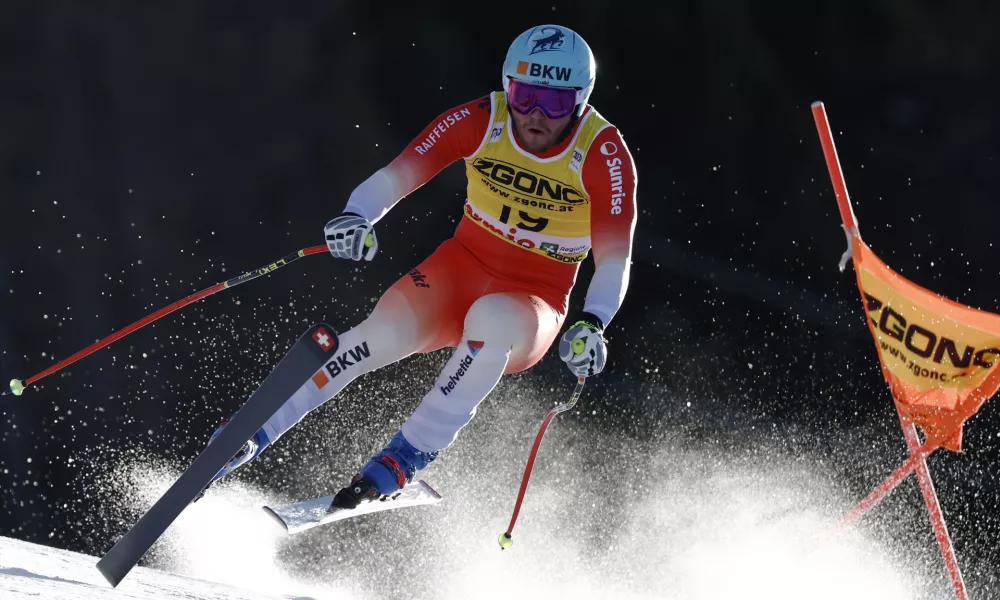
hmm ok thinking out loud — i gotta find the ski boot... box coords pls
[331,429,438,509]
[193,413,272,502]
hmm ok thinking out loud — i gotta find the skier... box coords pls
[207,24,637,509]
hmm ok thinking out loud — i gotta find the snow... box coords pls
[0,535,310,599]
[0,360,956,599]
[1,446,935,600]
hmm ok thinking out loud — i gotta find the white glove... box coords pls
[324,213,378,261]
[559,316,607,378]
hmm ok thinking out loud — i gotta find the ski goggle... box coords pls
[507,79,578,119]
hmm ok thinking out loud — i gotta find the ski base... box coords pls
[262,480,443,534]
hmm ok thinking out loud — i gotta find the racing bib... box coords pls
[463,92,610,264]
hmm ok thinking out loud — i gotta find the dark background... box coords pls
[1,0,998,595]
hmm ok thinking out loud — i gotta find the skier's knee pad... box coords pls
[463,293,533,350]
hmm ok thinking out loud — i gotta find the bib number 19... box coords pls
[499,205,549,232]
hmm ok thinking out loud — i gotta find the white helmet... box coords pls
[502,25,596,117]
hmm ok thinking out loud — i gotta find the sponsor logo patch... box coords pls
[569,148,584,173]
[324,342,372,379]
[472,157,585,206]
[409,268,430,288]
[516,61,572,82]
[440,354,475,396]
[490,121,505,143]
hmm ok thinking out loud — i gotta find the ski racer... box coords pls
[207,23,638,509]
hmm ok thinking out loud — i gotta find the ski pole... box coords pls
[4,238,368,398]
[498,375,586,550]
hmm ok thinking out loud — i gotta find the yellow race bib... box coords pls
[463,92,611,263]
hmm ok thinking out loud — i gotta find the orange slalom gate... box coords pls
[810,101,1000,600]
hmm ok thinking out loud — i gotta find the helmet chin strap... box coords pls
[555,111,580,144]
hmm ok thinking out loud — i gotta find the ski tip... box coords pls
[260,506,290,533]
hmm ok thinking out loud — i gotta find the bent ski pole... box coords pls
[5,238,367,397]
[499,376,586,550]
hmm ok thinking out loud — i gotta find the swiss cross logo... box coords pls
[312,327,334,351]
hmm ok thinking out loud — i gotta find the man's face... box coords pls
[510,107,573,153]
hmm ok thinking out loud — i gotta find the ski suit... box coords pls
[264,92,637,454]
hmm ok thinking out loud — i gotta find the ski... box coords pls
[262,480,443,534]
[96,322,342,588]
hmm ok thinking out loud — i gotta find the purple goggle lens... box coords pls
[507,80,577,119]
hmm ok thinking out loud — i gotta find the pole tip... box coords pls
[498,532,513,550]
[811,101,824,108]
[9,379,25,396]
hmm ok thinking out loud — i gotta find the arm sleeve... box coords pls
[579,126,638,329]
[343,95,492,223]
